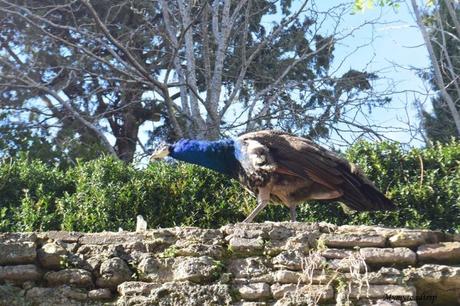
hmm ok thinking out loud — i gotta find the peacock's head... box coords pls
[149,142,171,161]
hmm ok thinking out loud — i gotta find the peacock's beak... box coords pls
[149,146,170,162]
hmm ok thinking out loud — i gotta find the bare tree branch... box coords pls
[411,0,460,136]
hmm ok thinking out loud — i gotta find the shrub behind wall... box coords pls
[0,155,72,231]
[0,140,459,232]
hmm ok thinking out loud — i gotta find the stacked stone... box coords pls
[0,223,459,305]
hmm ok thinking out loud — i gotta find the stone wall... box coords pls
[1,222,460,305]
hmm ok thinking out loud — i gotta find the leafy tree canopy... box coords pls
[1,0,390,163]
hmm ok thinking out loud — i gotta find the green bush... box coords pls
[348,140,460,231]
[297,140,460,232]
[0,155,71,231]
[59,159,252,231]
[0,140,459,232]
[59,159,289,231]
[0,154,289,232]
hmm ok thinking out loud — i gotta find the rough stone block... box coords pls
[88,288,112,300]
[25,286,89,303]
[417,242,460,263]
[0,233,37,243]
[321,233,386,248]
[38,231,82,243]
[355,300,402,306]
[138,256,173,282]
[336,225,391,235]
[321,248,355,259]
[366,267,403,285]
[229,237,264,255]
[37,242,68,270]
[283,222,321,232]
[0,232,38,243]
[96,257,132,289]
[272,250,305,270]
[0,242,36,265]
[347,284,416,300]
[174,227,223,242]
[79,232,147,245]
[273,251,326,273]
[265,229,319,256]
[45,269,93,288]
[268,226,294,240]
[0,284,26,304]
[222,223,273,238]
[173,256,219,283]
[174,242,224,258]
[271,283,333,301]
[233,303,269,306]
[272,270,301,283]
[0,264,42,283]
[404,264,460,306]
[328,258,368,273]
[118,281,158,296]
[237,282,271,301]
[284,231,318,252]
[118,281,233,305]
[388,230,440,248]
[272,269,329,284]
[360,247,416,266]
[228,257,269,279]
[271,283,295,299]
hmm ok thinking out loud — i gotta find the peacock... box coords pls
[150,130,396,222]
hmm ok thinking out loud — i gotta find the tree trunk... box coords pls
[115,122,139,163]
[411,0,460,137]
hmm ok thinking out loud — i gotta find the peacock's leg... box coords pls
[243,187,271,223]
[289,206,297,222]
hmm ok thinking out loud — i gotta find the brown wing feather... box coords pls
[240,130,344,185]
[239,130,396,211]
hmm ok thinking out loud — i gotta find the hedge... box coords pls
[0,140,459,232]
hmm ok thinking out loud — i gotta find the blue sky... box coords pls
[211,0,433,149]
[314,1,432,146]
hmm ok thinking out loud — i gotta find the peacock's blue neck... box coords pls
[170,139,240,176]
